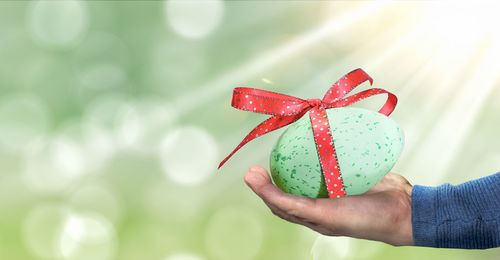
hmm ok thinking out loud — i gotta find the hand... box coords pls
[244,165,413,246]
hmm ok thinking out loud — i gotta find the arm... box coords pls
[244,165,414,246]
[412,172,500,249]
[244,165,500,249]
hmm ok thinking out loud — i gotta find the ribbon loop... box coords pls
[219,68,397,199]
[232,87,307,116]
[322,68,374,104]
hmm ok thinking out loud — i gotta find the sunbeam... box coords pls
[406,39,500,184]
[394,39,484,175]
[289,12,436,99]
[173,1,390,115]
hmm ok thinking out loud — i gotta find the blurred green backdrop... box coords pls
[0,1,500,260]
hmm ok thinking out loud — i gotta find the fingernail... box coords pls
[245,171,265,185]
[249,165,261,172]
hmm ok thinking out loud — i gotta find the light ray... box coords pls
[173,1,390,115]
[219,15,417,140]
[393,38,484,174]
[287,12,437,100]
[405,39,500,185]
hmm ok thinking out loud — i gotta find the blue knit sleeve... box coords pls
[411,172,500,249]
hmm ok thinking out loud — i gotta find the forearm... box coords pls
[411,172,500,249]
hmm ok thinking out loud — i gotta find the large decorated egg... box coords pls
[269,107,404,198]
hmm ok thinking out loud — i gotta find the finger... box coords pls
[244,166,343,236]
[259,193,333,234]
[364,172,412,195]
[244,165,319,221]
[262,196,338,236]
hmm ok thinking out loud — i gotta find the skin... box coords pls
[244,165,414,246]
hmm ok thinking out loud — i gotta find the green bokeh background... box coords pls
[1,1,500,260]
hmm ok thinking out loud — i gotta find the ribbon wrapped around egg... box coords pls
[218,68,404,198]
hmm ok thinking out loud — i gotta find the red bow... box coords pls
[219,68,397,198]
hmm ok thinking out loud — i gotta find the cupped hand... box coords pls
[244,165,413,246]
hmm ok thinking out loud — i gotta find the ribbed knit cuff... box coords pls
[411,185,439,247]
[411,173,500,249]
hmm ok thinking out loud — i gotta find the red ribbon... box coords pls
[219,68,397,198]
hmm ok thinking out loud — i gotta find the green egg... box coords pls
[269,107,404,198]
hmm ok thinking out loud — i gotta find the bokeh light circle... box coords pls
[148,39,205,94]
[78,64,126,90]
[85,94,144,151]
[0,93,48,153]
[310,235,351,260]
[59,212,117,260]
[69,184,122,224]
[164,0,224,39]
[159,126,218,186]
[23,204,70,259]
[115,104,143,149]
[28,0,88,47]
[59,120,116,174]
[73,31,129,90]
[85,94,178,156]
[205,207,263,260]
[144,179,206,220]
[310,234,382,260]
[134,97,177,152]
[23,136,87,192]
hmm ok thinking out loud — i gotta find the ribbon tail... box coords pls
[218,111,308,169]
[330,88,398,116]
[309,106,346,198]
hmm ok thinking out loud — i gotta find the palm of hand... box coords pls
[244,165,413,246]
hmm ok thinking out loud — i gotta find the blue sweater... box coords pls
[412,172,500,249]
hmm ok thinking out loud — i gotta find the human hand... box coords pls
[244,165,413,246]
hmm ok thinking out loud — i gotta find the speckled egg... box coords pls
[269,107,404,198]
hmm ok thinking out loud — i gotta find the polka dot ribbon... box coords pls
[218,68,397,198]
